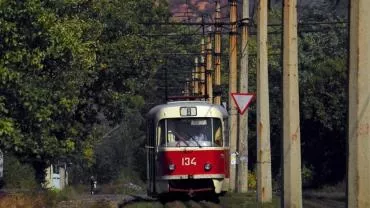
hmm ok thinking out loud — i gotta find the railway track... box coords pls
[55,193,223,208]
[120,194,222,208]
[162,200,222,208]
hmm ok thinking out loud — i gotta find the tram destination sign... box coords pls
[180,107,197,116]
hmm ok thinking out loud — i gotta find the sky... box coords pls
[169,0,229,22]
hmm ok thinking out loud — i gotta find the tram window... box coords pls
[147,119,155,146]
[158,120,166,146]
[163,118,216,147]
[191,119,207,125]
[213,119,223,146]
[223,118,229,147]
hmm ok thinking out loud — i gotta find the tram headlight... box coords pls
[168,163,176,171]
[204,163,212,171]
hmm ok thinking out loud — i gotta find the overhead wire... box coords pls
[146,0,349,98]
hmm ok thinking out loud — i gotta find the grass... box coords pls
[0,186,84,208]
[0,193,46,208]
[124,202,164,208]
[303,181,346,201]
[97,182,144,195]
[219,192,280,208]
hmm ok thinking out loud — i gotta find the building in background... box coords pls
[44,162,68,190]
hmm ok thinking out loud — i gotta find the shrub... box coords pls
[302,164,314,188]
[248,170,257,190]
[98,169,144,194]
[43,186,79,207]
[3,154,39,189]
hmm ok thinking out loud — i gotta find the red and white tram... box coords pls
[146,101,229,197]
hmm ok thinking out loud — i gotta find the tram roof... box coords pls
[146,101,228,119]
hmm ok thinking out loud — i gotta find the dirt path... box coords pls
[302,191,345,208]
[57,194,128,208]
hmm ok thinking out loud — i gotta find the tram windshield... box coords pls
[158,118,223,147]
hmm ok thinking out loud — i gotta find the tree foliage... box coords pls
[0,0,176,183]
[0,0,98,161]
[297,4,347,186]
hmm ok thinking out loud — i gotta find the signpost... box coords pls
[231,92,254,193]
[231,93,255,115]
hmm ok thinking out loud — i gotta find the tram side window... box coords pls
[158,120,166,146]
[147,119,154,146]
[223,118,229,147]
[213,119,223,146]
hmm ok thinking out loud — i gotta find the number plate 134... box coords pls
[181,157,196,166]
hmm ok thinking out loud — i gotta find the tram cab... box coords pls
[146,101,229,196]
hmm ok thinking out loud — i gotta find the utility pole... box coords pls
[165,66,168,101]
[184,78,190,96]
[228,0,238,192]
[237,0,249,193]
[200,38,206,97]
[214,0,222,105]
[191,59,196,96]
[193,57,199,95]
[0,149,3,178]
[206,28,213,103]
[256,0,272,203]
[282,0,302,207]
[348,0,370,207]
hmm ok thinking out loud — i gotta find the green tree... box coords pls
[0,0,100,181]
[70,0,196,182]
[298,5,347,186]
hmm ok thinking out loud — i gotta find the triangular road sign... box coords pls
[231,93,255,115]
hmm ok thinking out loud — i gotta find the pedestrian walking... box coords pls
[90,176,96,195]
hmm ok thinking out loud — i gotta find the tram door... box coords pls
[146,119,156,195]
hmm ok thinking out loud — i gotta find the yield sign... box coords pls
[231,93,255,115]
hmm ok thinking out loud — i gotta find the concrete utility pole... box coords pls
[214,0,222,105]
[206,29,213,103]
[184,78,190,96]
[0,149,3,178]
[282,0,302,207]
[237,0,249,193]
[256,0,272,203]
[348,0,370,207]
[200,38,206,96]
[228,0,238,192]
[193,57,199,95]
[192,60,195,95]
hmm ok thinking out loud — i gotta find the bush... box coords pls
[44,186,79,207]
[98,169,144,194]
[3,154,39,189]
[248,170,257,190]
[302,164,314,188]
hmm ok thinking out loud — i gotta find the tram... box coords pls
[146,101,229,197]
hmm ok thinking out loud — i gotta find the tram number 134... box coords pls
[181,157,197,166]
